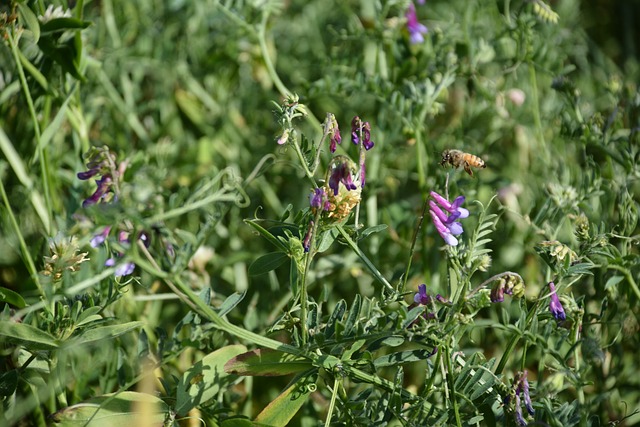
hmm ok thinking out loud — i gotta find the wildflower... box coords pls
[310,187,330,211]
[105,258,135,277]
[414,284,432,305]
[507,370,534,426]
[428,191,468,246]
[326,113,342,153]
[490,279,505,303]
[351,117,374,151]
[324,156,362,222]
[430,191,469,219]
[41,234,90,282]
[506,88,526,106]
[277,128,290,145]
[38,5,72,23]
[302,220,314,253]
[513,394,527,426]
[405,2,428,44]
[328,160,358,196]
[548,281,566,321]
[518,371,535,416]
[78,147,118,207]
[90,226,112,248]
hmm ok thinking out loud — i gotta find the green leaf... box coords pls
[17,3,40,42]
[373,349,435,368]
[67,321,143,346]
[50,391,169,427]
[0,370,19,397]
[253,375,315,427]
[316,228,338,253]
[0,321,59,350]
[324,299,347,339]
[175,344,247,416]
[245,220,288,252]
[218,292,246,317]
[0,287,26,308]
[40,17,92,34]
[248,252,288,276]
[401,306,425,329]
[343,294,362,337]
[359,224,388,239]
[380,335,405,347]
[224,348,313,377]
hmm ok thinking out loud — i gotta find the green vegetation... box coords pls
[1,1,639,426]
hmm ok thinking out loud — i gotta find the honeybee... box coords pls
[440,149,486,176]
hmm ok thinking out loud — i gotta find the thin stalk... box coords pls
[443,347,462,427]
[401,194,430,292]
[324,377,341,427]
[0,175,44,298]
[336,225,394,293]
[299,208,323,344]
[7,29,53,231]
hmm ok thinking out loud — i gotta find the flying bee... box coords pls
[440,149,486,176]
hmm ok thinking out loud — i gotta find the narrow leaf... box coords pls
[248,252,288,276]
[67,321,143,346]
[224,348,312,377]
[218,292,246,317]
[253,375,315,427]
[51,391,169,426]
[175,344,247,416]
[0,287,26,308]
[0,320,58,350]
[373,349,435,368]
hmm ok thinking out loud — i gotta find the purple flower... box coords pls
[490,281,505,303]
[303,220,314,253]
[328,162,358,196]
[414,284,432,305]
[329,125,341,154]
[406,2,428,44]
[511,370,534,425]
[548,282,566,321]
[514,394,527,426]
[105,258,135,277]
[351,117,374,150]
[429,191,469,246]
[520,372,534,416]
[310,187,330,211]
[90,226,112,248]
[82,175,113,207]
[430,191,469,219]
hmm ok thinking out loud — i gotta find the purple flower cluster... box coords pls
[77,147,118,207]
[328,161,358,196]
[327,114,342,153]
[78,148,139,278]
[310,187,331,212]
[429,191,468,246]
[508,370,535,426]
[406,2,428,44]
[351,116,374,189]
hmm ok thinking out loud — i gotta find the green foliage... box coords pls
[1,0,639,426]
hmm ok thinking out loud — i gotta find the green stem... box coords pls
[0,172,45,298]
[495,299,542,375]
[443,346,462,427]
[402,194,430,292]
[299,209,323,344]
[324,377,341,427]
[336,225,394,293]
[607,264,640,301]
[7,29,53,234]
